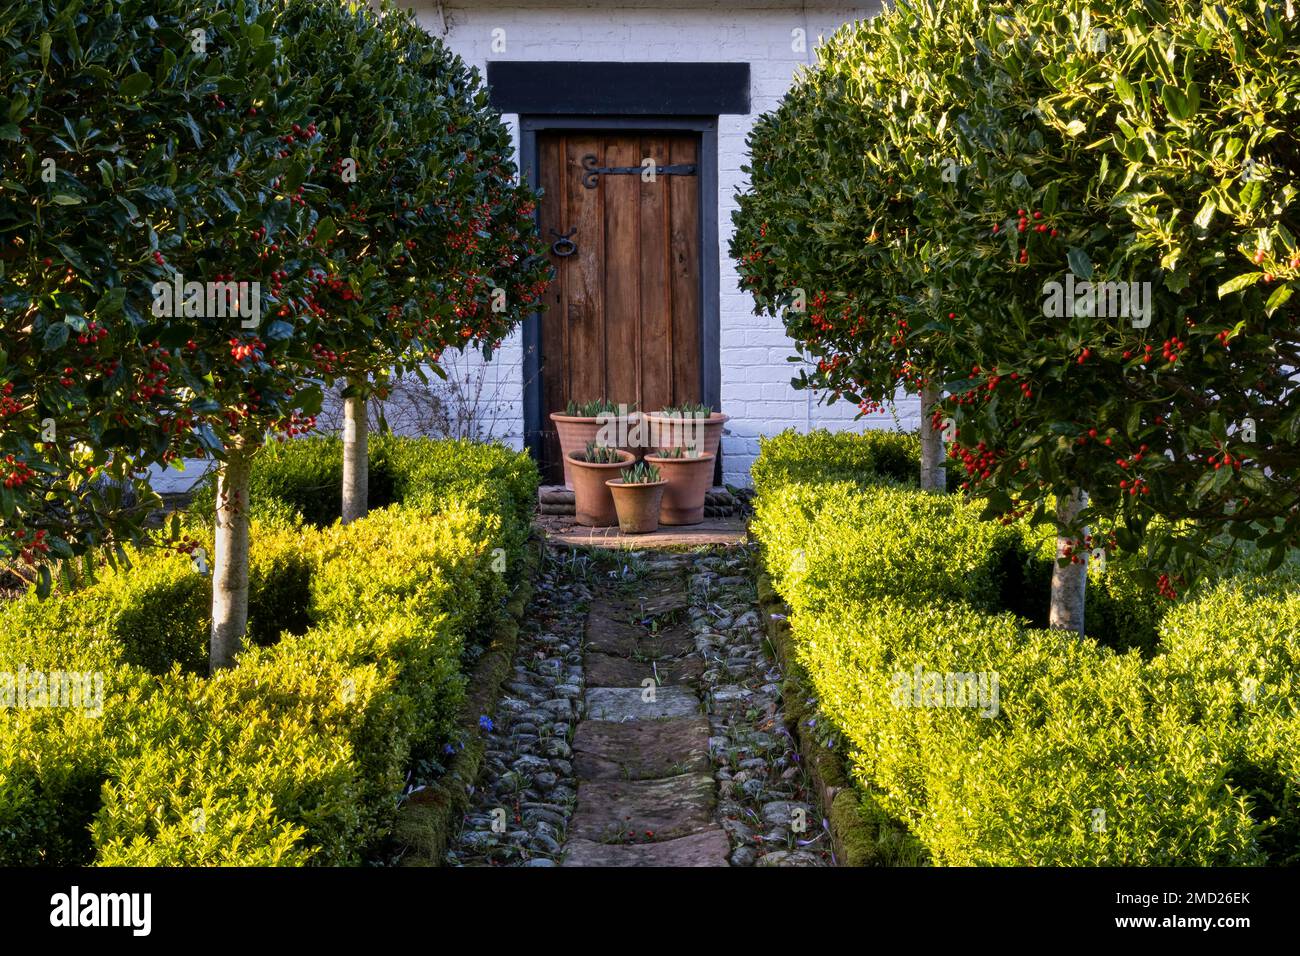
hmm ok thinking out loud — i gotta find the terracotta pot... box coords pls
[567,449,636,526]
[645,452,715,525]
[606,478,668,534]
[643,412,729,462]
[550,412,643,488]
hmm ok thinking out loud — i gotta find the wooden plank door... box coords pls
[537,131,702,484]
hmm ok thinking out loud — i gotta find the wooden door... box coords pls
[537,131,702,483]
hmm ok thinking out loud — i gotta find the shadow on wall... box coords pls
[148,357,528,495]
[316,358,522,444]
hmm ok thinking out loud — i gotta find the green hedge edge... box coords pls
[755,565,927,867]
[392,534,543,866]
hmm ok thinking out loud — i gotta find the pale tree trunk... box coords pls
[210,443,254,672]
[919,383,947,492]
[341,387,368,524]
[1050,488,1088,636]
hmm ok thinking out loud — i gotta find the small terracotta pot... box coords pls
[567,449,636,526]
[550,411,643,488]
[643,412,729,462]
[606,478,668,534]
[644,452,715,526]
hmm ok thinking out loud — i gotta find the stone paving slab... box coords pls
[573,716,711,781]
[569,772,717,843]
[561,828,730,867]
[585,686,701,721]
[583,613,643,655]
[605,592,690,619]
[584,615,696,659]
[586,603,640,628]
[641,592,689,616]
[637,626,699,660]
[584,651,704,688]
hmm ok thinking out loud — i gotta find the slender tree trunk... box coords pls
[919,383,947,492]
[341,387,368,524]
[210,443,253,672]
[1050,488,1088,636]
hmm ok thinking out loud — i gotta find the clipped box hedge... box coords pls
[190,434,537,551]
[0,437,537,865]
[753,429,1297,865]
[751,428,921,498]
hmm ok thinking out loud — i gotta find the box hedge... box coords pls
[752,428,921,498]
[754,429,1295,865]
[0,437,537,865]
[189,434,538,548]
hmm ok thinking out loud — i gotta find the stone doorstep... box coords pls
[536,515,750,548]
[573,716,711,781]
[584,651,704,688]
[568,772,718,844]
[584,685,701,721]
[560,828,730,867]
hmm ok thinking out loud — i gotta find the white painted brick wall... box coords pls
[154,1,919,493]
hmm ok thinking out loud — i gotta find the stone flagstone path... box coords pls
[447,545,830,867]
[563,554,728,865]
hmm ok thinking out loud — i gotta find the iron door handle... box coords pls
[550,228,577,257]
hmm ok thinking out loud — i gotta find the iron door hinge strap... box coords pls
[581,154,698,189]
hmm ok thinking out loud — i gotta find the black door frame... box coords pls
[518,115,721,473]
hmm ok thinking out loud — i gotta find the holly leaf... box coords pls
[120,72,152,98]
[43,322,69,350]
[1265,283,1292,315]
[295,385,324,416]
[1218,272,1261,296]
[1066,247,1093,281]
[94,286,126,316]
[56,243,88,274]
[264,320,293,341]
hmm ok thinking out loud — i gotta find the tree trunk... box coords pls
[341,389,368,524]
[210,444,254,672]
[1049,488,1088,636]
[919,383,947,492]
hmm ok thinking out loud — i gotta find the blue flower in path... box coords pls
[444,743,456,755]
[478,715,494,733]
